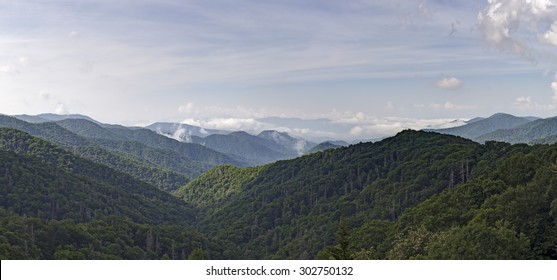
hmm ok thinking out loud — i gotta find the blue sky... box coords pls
[1,0,557,140]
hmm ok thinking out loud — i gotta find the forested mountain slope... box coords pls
[2,125,556,260]
[177,131,486,258]
[0,116,245,191]
[428,113,532,140]
[475,117,557,144]
[0,128,195,224]
[190,131,298,166]
[0,128,228,259]
[177,130,557,259]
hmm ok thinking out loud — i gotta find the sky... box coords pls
[1,0,557,141]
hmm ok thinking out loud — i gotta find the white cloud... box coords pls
[178,110,472,141]
[54,103,69,114]
[350,126,364,137]
[182,118,271,133]
[514,95,533,106]
[19,56,29,66]
[513,95,556,110]
[418,1,431,18]
[178,102,195,114]
[540,21,557,46]
[477,0,557,61]
[429,101,478,110]
[436,76,462,90]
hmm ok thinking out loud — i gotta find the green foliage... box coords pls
[0,130,196,225]
[0,116,245,192]
[2,122,557,260]
[174,165,265,208]
[0,210,221,260]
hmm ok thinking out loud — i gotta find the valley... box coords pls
[1,113,556,259]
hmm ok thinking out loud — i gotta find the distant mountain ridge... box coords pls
[428,113,533,140]
[0,115,245,191]
[427,113,557,144]
[14,113,101,124]
[147,121,319,165]
[146,122,230,140]
[475,117,557,144]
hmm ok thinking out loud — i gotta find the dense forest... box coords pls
[0,119,556,259]
[0,115,244,191]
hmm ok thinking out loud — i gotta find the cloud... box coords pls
[477,0,557,62]
[513,95,556,110]
[418,1,431,18]
[54,103,69,114]
[436,76,462,90]
[540,21,557,46]
[19,57,29,66]
[429,101,478,110]
[514,95,533,107]
[182,118,271,133]
[345,115,467,139]
[178,102,195,114]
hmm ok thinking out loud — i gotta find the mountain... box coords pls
[11,114,50,123]
[190,131,297,166]
[428,113,533,140]
[2,124,557,260]
[475,117,557,144]
[177,130,486,258]
[146,122,230,140]
[256,117,353,142]
[176,130,557,259]
[152,125,317,165]
[13,113,101,124]
[306,141,342,154]
[0,128,230,259]
[0,128,195,225]
[0,116,245,191]
[257,130,316,155]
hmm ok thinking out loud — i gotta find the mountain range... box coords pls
[428,113,557,144]
[1,112,557,260]
[144,121,336,165]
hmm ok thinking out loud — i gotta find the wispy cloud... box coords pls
[429,101,478,110]
[1,0,555,123]
[513,95,556,110]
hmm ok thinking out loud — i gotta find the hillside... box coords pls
[0,128,230,259]
[429,113,532,140]
[257,130,315,155]
[55,118,245,168]
[0,116,245,191]
[1,124,556,259]
[475,117,557,144]
[0,128,195,224]
[177,130,491,258]
[190,131,299,166]
[306,141,342,154]
[175,130,557,259]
